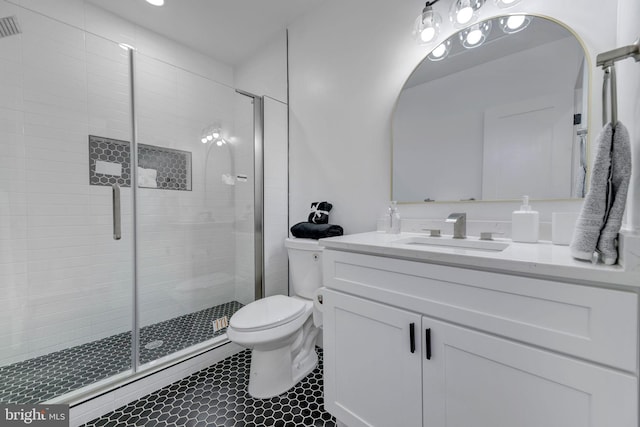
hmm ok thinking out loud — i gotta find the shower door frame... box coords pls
[47,51,265,408]
[127,53,266,381]
[235,89,265,303]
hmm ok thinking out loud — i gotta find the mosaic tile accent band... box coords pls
[88,136,192,191]
[89,135,131,187]
[138,144,192,191]
[0,301,243,405]
[83,348,336,427]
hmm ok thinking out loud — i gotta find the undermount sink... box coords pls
[394,236,509,252]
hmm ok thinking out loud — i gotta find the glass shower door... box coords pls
[134,52,259,366]
[0,2,135,404]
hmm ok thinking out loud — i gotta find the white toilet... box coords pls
[227,237,323,399]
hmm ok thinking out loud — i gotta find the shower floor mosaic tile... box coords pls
[83,348,336,427]
[0,301,243,405]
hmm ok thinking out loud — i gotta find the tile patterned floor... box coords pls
[83,348,336,427]
[0,301,243,404]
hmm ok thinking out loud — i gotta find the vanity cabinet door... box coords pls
[422,316,638,427]
[323,289,423,427]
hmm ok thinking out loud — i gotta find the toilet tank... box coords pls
[285,238,323,299]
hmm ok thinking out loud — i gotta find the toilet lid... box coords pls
[230,295,307,332]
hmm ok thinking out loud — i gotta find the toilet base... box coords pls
[248,345,318,399]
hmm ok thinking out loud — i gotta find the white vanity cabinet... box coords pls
[321,249,639,427]
[323,290,422,427]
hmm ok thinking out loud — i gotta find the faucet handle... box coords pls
[422,228,441,237]
[480,231,504,241]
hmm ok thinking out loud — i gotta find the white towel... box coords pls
[570,124,613,261]
[138,167,158,188]
[597,122,632,265]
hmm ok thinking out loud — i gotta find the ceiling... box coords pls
[86,0,322,65]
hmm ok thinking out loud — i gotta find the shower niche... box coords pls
[89,135,193,191]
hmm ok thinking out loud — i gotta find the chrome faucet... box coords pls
[446,213,466,239]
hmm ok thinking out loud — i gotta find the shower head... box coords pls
[0,16,21,39]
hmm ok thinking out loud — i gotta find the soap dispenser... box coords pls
[388,201,401,234]
[512,195,539,243]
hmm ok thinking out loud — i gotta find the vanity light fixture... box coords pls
[495,0,522,8]
[499,14,531,33]
[145,0,164,6]
[428,39,452,61]
[413,1,442,45]
[449,0,485,27]
[201,127,222,144]
[460,20,492,48]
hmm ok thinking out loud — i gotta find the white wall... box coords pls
[262,97,289,297]
[235,31,288,104]
[288,0,621,233]
[617,0,640,233]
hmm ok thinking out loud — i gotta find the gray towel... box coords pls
[570,123,613,260]
[597,122,632,265]
[573,165,586,198]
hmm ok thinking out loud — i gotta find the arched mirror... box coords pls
[392,15,589,203]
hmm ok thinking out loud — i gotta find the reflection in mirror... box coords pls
[392,15,589,203]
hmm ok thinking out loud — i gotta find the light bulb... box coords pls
[431,44,447,58]
[206,135,213,141]
[216,140,223,147]
[506,15,525,30]
[212,131,220,139]
[413,8,441,46]
[428,40,451,62]
[201,137,208,144]
[145,0,164,6]
[495,0,522,8]
[466,29,482,45]
[450,0,485,27]
[457,6,473,24]
[499,14,530,34]
[421,27,436,43]
[460,20,491,49]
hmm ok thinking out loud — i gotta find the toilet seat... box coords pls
[230,295,307,332]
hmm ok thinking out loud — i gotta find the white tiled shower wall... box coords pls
[0,0,282,366]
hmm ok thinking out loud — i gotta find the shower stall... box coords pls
[0,2,262,404]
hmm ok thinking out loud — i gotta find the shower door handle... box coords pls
[112,183,121,240]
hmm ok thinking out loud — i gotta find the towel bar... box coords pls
[596,38,639,126]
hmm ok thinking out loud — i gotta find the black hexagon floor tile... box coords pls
[0,301,242,404]
[83,348,336,427]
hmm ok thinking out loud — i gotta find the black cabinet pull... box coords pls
[409,323,416,353]
[425,328,432,360]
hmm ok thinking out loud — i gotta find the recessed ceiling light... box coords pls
[145,0,164,6]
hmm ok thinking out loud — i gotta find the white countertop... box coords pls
[319,231,640,288]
